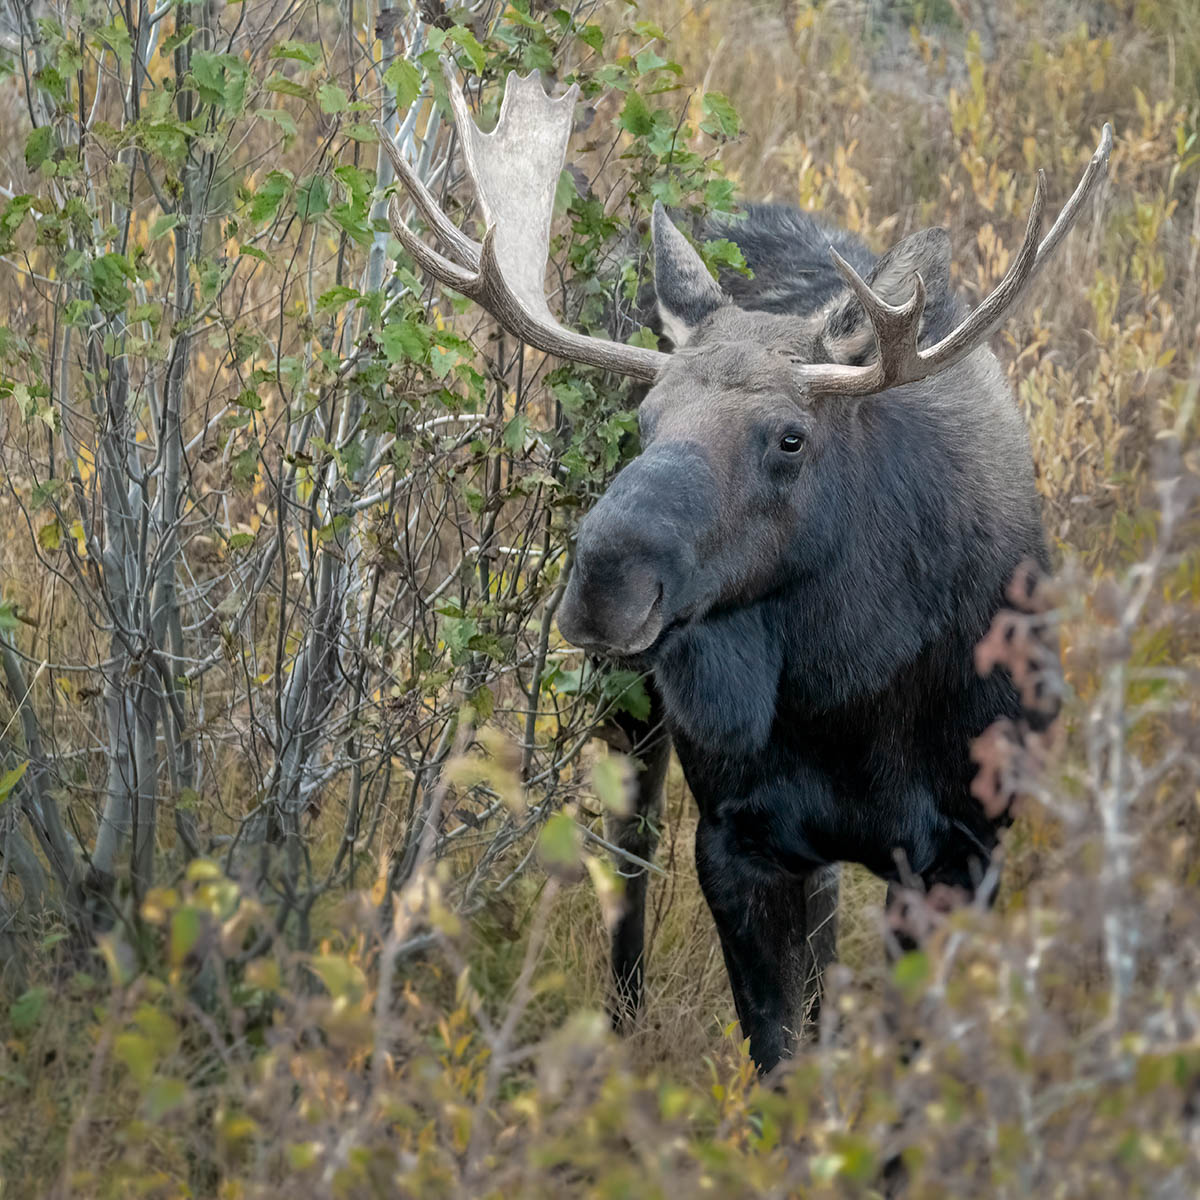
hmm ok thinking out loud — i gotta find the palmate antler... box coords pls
[377,65,1112,395]
[375,64,669,382]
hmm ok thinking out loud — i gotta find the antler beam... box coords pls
[376,65,670,383]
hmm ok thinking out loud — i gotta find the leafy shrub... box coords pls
[0,0,1197,1196]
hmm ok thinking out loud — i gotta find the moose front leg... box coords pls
[695,815,839,1073]
[597,680,671,1029]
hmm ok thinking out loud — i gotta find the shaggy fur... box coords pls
[558,204,1050,1072]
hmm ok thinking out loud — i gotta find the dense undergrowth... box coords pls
[1,0,1198,1195]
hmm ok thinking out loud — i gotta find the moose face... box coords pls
[556,208,954,659]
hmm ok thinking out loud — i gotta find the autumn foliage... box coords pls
[0,0,1198,1196]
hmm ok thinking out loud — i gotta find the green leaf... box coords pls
[34,64,66,103]
[257,107,298,139]
[232,443,259,484]
[192,51,249,112]
[329,202,371,244]
[649,175,681,207]
[333,163,375,202]
[0,760,29,804]
[592,755,632,814]
[98,20,133,67]
[704,177,736,211]
[702,236,750,277]
[264,74,311,99]
[428,343,458,378]
[114,1032,156,1086]
[233,388,263,411]
[311,954,367,1003]
[150,212,181,240]
[635,48,670,74]
[538,811,581,869]
[249,169,292,223]
[9,986,47,1033]
[447,26,486,74]
[169,907,202,965]
[383,59,422,111]
[0,194,36,249]
[237,244,272,265]
[316,285,359,313]
[504,4,543,29]
[441,614,477,665]
[31,479,65,510]
[24,126,54,172]
[316,82,349,115]
[554,167,579,215]
[618,90,654,138]
[270,40,321,65]
[892,950,931,1000]
[700,91,741,138]
[576,23,603,51]
[502,414,529,454]
[379,319,429,362]
[605,670,651,721]
[90,253,135,316]
[140,120,190,165]
[158,23,195,57]
[37,518,62,552]
[295,175,329,220]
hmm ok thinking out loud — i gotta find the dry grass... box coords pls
[1,1,1198,1195]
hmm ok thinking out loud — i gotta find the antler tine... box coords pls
[385,194,476,292]
[375,124,481,270]
[1031,122,1113,276]
[828,248,928,392]
[911,168,1047,376]
[796,124,1112,399]
[376,65,670,384]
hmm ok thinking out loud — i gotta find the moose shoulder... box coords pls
[379,71,1112,1074]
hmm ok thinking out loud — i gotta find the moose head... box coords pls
[377,68,1111,663]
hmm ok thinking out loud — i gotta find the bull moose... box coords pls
[378,70,1111,1073]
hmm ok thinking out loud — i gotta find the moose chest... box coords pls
[653,618,997,888]
[668,715,954,884]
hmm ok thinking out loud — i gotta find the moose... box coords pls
[378,69,1111,1073]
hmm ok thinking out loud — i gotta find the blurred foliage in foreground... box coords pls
[1,0,1198,1195]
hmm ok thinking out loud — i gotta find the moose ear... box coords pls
[652,202,727,347]
[821,227,952,365]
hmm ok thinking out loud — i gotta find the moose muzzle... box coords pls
[557,444,716,658]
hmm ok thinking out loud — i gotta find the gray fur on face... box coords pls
[563,204,1042,662]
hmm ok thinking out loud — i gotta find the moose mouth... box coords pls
[616,583,665,657]
[558,581,667,659]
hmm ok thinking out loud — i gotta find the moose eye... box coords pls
[779,432,805,454]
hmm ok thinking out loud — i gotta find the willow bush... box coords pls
[1,0,1198,1197]
[0,0,737,932]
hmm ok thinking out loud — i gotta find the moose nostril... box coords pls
[557,558,667,655]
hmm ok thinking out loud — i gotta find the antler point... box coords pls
[907,271,926,315]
